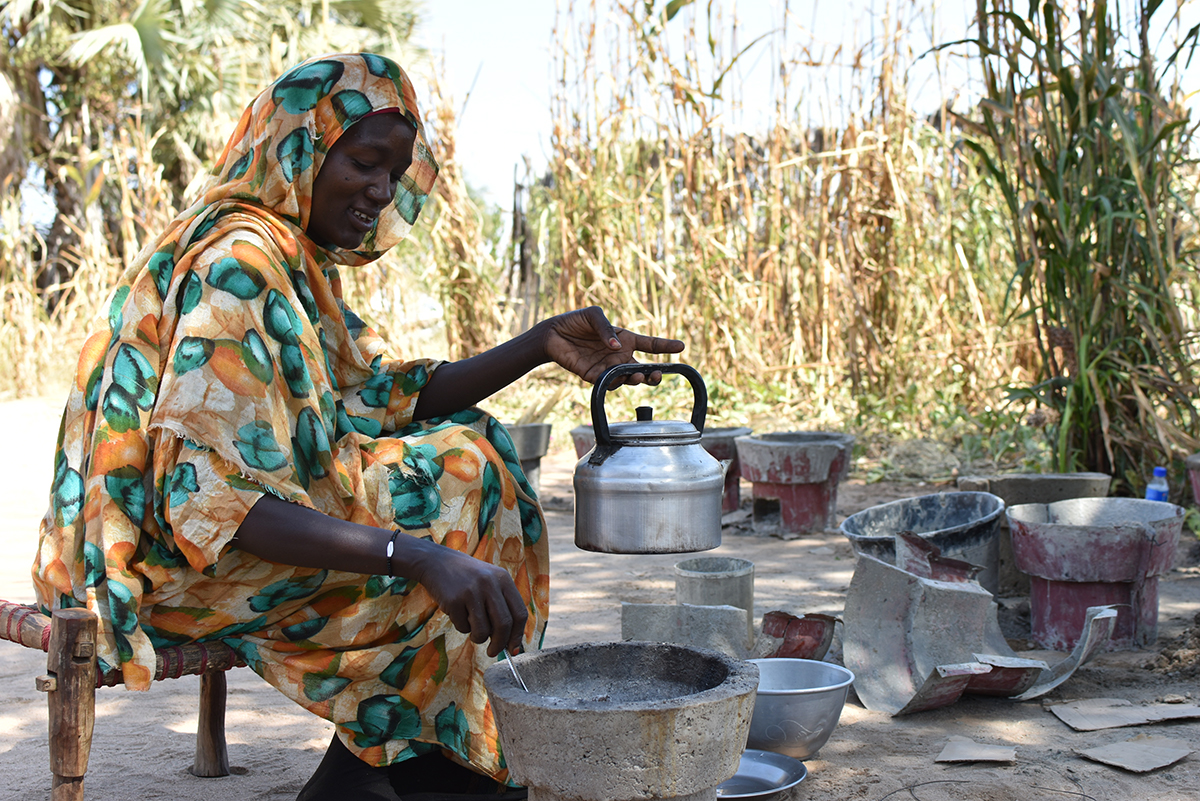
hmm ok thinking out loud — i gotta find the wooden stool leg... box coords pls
[192,671,231,777]
[42,609,98,801]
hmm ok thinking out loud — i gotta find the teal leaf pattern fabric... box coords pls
[174,337,215,374]
[83,541,105,587]
[207,257,267,299]
[264,289,303,345]
[51,452,84,527]
[272,60,345,114]
[234,421,290,472]
[149,251,175,300]
[332,89,373,126]
[105,466,146,527]
[434,703,471,755]
[178,269,203,315]
[248,571,328,612]
[347,694,422,748]
[277,127,315,184]
[359,373,393,408]
[241,329,275,384]
[166,463,200,508]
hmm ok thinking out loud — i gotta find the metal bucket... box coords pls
[839,492,1006,595]
[506,422,552,493]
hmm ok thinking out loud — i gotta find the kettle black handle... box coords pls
[590,363,708,446]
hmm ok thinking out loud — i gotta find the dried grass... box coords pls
[526,0,1036,430]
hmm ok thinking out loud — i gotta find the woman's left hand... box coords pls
[542,306,685,385]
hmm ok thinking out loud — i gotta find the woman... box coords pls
[32,53,684,799]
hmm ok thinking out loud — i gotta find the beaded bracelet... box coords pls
[385,529,403,576]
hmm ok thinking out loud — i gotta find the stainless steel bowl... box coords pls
[746,658,854,760]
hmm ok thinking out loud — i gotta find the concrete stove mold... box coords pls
[484,641,758,801]
[1007,497,1184,651]
[734,431,855,537]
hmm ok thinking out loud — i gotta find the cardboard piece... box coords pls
[1050,698,1200,732]
[1077,735,1194,773]
[936,735,1017,763]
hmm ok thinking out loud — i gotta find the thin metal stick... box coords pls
[503,649,529,692]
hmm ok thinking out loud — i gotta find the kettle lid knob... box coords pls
[635,406,653,421]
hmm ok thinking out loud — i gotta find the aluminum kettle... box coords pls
[573,363,725,554]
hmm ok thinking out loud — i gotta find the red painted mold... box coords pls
[736,432,855,535]
[1007,498,1183,651]
[700,427,752,514]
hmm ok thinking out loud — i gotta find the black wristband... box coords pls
[386,529,403,576]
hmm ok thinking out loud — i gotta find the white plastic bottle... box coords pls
[1145,466,1169,502]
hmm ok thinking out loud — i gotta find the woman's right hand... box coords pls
[235,495,529,657]
[407,537,530,658]
[541,306,686,386]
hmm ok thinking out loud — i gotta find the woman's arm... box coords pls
[233,494,528,657]
[234,308,683,654]
[412,306,685,420]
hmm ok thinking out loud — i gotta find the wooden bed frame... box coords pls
[1,600,245,800]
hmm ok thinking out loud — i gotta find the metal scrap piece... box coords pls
[844,554,995,715]
[843,536,1117,715]
[1011,605,1118,701]
[757,611,838,660]
[895,531,983,583]
[894,662,993,715]
[970,653,1049,697]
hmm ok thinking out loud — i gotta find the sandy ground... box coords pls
[1,394,1198,800]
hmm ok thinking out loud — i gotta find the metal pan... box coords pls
[716,749,807,800]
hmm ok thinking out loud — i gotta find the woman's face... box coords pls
[308,113,418,249]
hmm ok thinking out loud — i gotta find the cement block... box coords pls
[620,602,752,657]
[674,557,755,643]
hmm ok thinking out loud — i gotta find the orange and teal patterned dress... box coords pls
[31,53,549,783]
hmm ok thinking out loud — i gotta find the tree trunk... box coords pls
[510,163,540,336]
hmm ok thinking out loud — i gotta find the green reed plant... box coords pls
[963,0,1200,492]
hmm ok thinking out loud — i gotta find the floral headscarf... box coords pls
[201,52,439,261]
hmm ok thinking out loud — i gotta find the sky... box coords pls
[414,0,566,206]
[414,0,1199,209]
[413,0,916,206]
